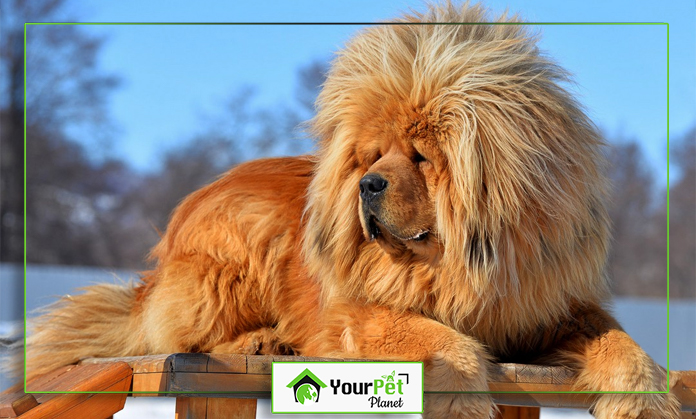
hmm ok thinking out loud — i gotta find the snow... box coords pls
[113,398,592,418]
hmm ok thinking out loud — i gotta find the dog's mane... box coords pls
[303,2,611,350]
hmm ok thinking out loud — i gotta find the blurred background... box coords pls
[0,0,694,417]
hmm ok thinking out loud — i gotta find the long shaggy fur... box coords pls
[25,284,144,377]
[304,2,610,348]
[22,2,679,417]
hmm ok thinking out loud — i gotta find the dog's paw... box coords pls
[423,333,495,419]
[591,392,680,419]
[211,328,292,355]
[572,329,682,418]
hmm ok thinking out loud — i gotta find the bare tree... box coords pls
[1,0,121,265]
[605,126,696,299]
[605,140,663,296]
[132,135,242,235]
[295,59,329,118]
[660,127,695,299]
[24,124,140,267]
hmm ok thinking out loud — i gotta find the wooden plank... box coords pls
[489,364,518,383]
[513,364,575,385]
[169,373,270,397]
[490,364,575,385]
[0,385,25,418]
[497,405,518,419]
[82,354,173,374]
[126,367,591,406]
[490,382,592,409]
[172,353,210,373]
[0,393,38,418]
[25,366,77,396]
[10,395,38,417]
[271,355,307,363]
[131,372,270,398]
[19,362,132,419]
[25,362,131,393]
[207,398,256,419]
[246,355,344,374]
[519,406,541,419]
[0,368,79,416]
[77,355,696,411]
[173,397,256,419]
[673,371,696,412]
[83,353,214,374]
[175,397,206,419]
[207,354,246,374]
[132,372,169,397]
[31,391,127,419]
[131,354,173,374]
[246,357,271,375]
[496,405,541,419]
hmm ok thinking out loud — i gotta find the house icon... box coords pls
[286,368,328,404]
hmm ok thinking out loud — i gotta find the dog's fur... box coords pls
[25,3,679,418]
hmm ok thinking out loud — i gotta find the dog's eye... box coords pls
[413,152,427,163]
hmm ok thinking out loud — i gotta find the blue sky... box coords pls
[38,0,695,182]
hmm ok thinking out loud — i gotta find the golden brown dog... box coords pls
[27,3,679,418]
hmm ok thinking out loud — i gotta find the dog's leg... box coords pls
[317,303,495,419]
[552,303,680,419]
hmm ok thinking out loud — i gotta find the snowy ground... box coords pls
[113,398,592,418]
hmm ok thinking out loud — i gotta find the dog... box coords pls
[26,3,679,418]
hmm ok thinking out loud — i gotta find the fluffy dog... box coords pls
[26,3,679,418]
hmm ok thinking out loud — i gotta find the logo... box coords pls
[273,362,423,414]
[286,368,328,404]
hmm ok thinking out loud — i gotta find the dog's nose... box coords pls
[359,174,388,200]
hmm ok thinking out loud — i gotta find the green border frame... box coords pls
[271,361,424,414]
[22,21,671,397]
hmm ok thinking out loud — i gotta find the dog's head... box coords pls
[303,2,611,310]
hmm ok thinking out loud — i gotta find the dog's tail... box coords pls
[22,282,145,380]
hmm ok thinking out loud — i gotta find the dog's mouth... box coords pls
[367,215,382,241]
[367,215,429,242]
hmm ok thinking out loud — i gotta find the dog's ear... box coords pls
[429,54,612,298]
[302,135,364,285]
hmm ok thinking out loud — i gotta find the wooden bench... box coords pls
[2,354,695,418]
